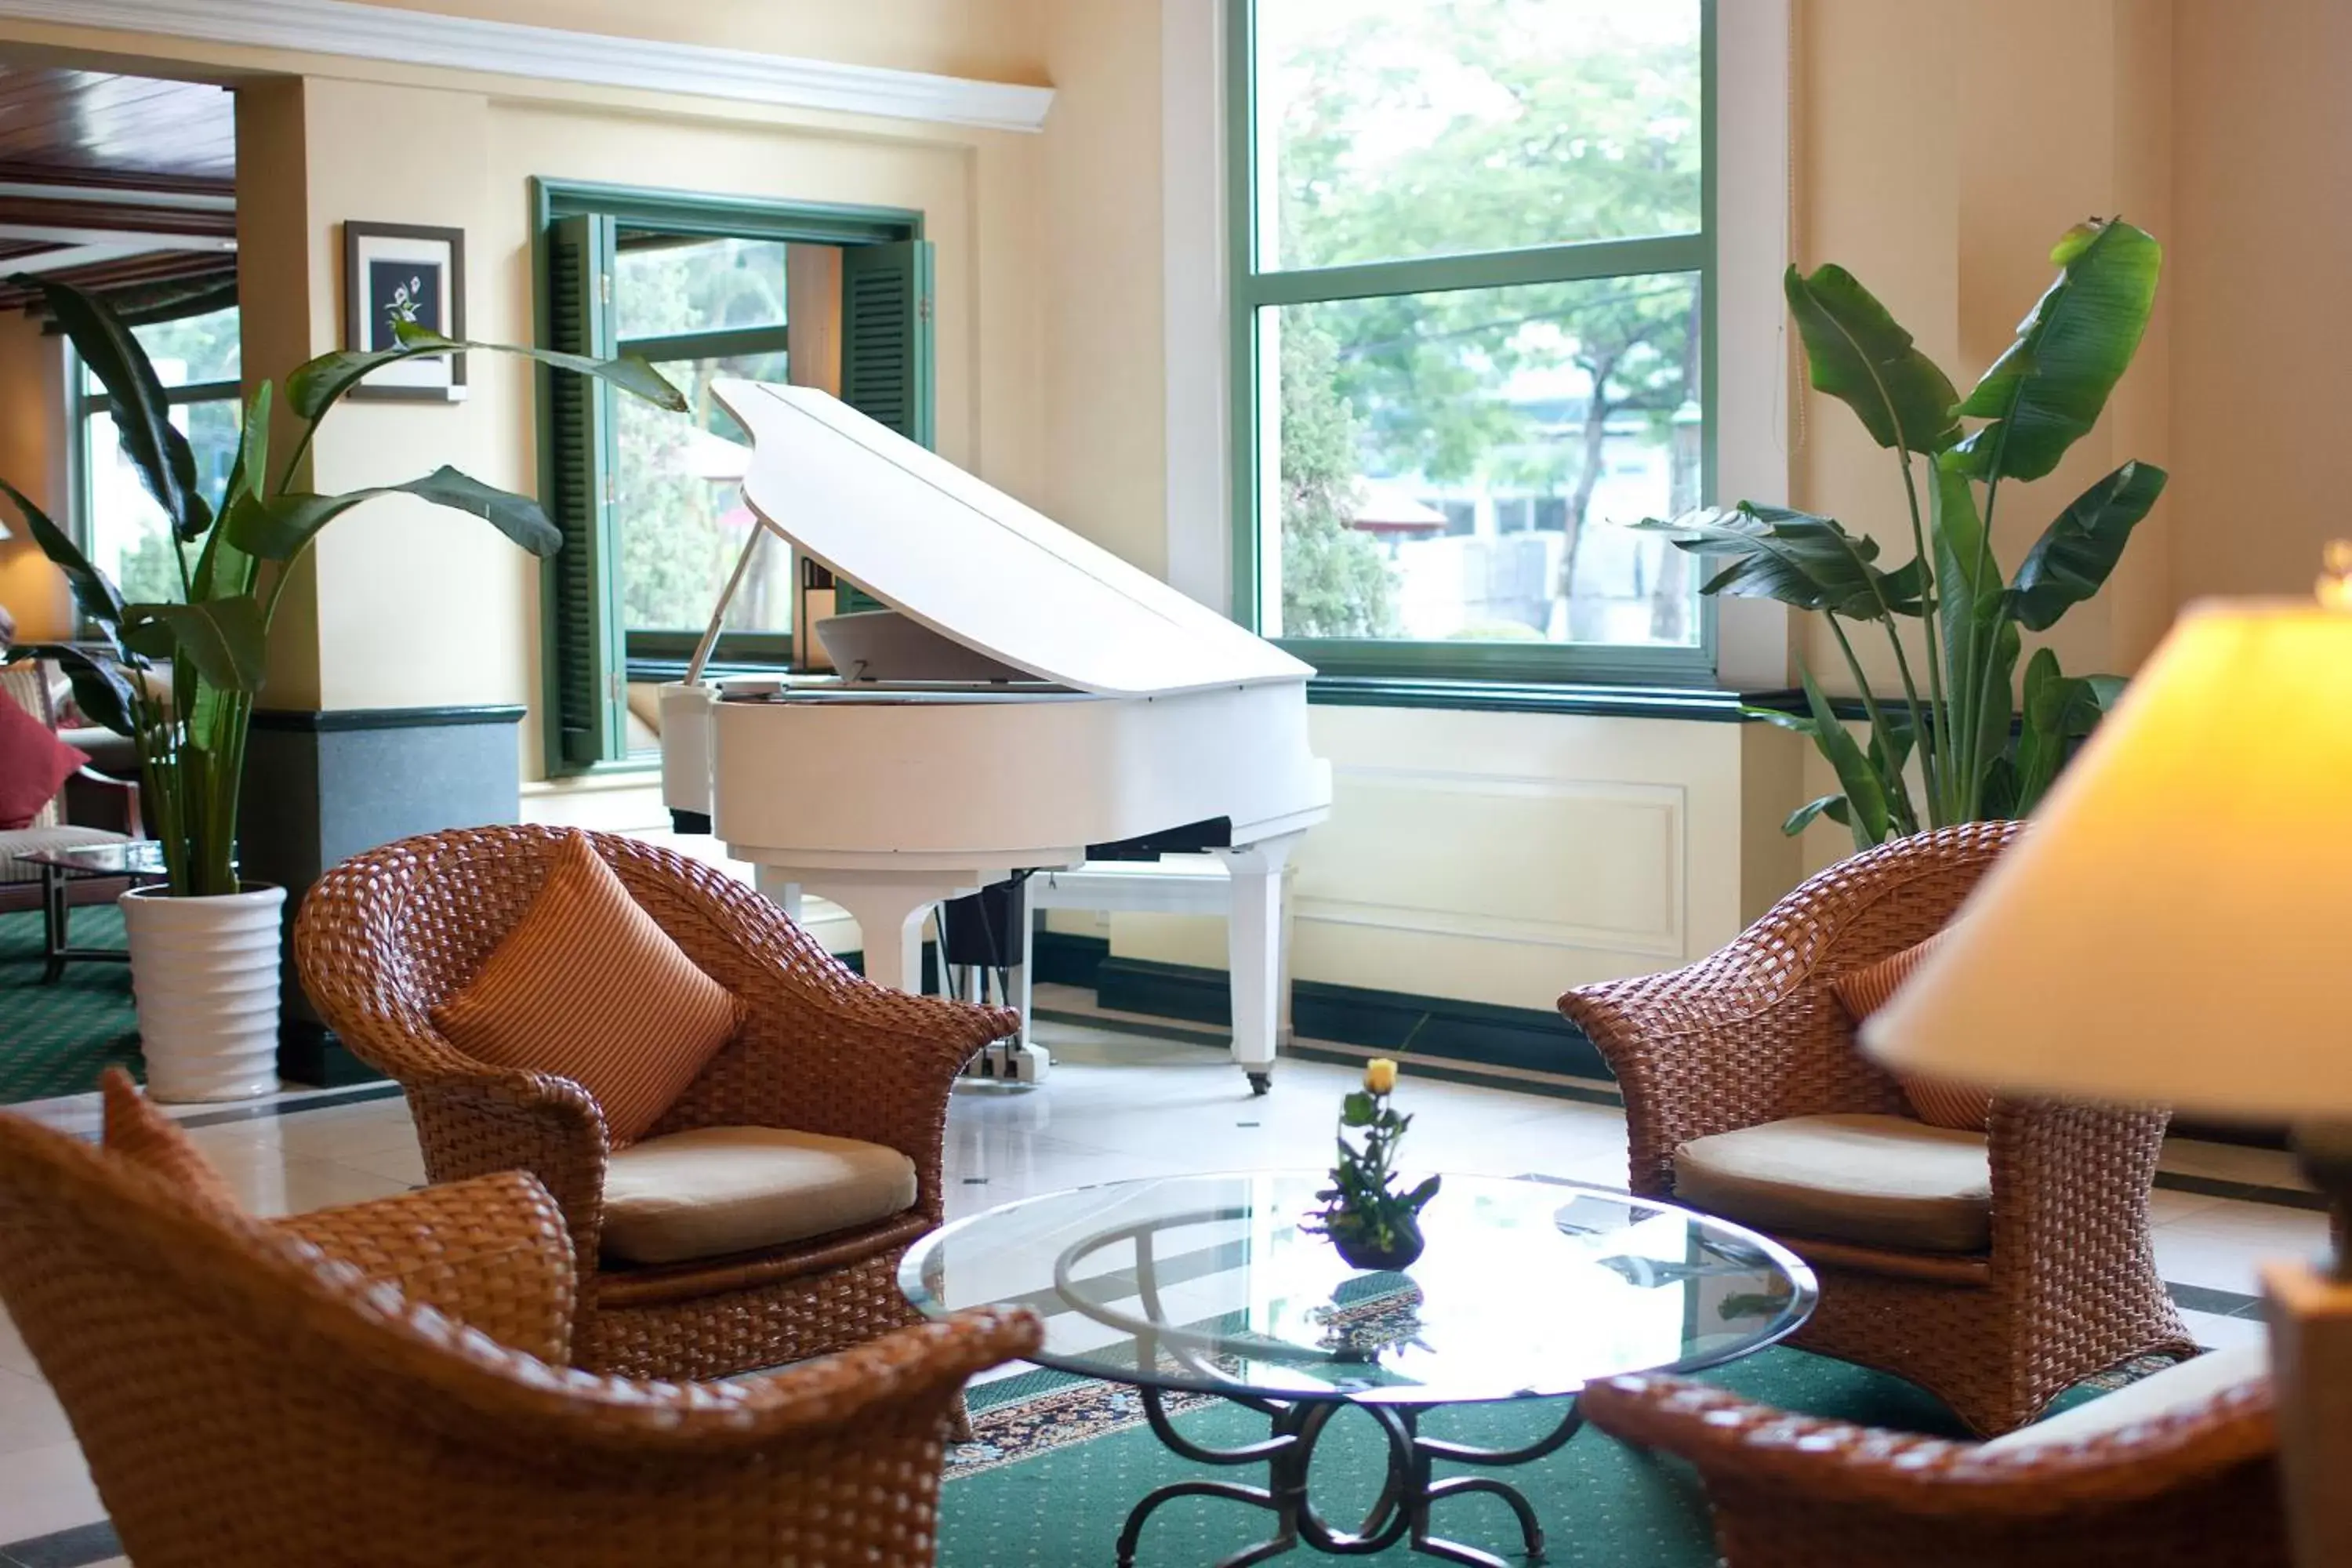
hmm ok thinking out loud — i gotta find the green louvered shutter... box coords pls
[834,238,935,615]
[541,212,627,770]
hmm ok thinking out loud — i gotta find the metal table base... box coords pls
[1116,1383,1581,1568]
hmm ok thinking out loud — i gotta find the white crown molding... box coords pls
[0,0,1055,133]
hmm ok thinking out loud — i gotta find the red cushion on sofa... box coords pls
[0,692,87,829]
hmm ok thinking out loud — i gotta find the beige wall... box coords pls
[1794,0,2176,697]
[2170,0,2352,608]
[0,310,69,641]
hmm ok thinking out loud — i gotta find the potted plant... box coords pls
[1304,1058,1441,1271]
[5,279,683,1100]
[1641,218,2165,850]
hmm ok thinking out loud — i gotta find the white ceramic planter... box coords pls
[121,882,286,1103]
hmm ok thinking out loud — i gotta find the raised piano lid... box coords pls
[713,379,1315,699]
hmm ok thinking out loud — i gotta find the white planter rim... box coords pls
[122,880,285,905]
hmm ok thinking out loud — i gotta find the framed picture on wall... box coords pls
[342,221,466,401]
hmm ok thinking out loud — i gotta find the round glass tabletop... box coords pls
[900,1171,1817,1406]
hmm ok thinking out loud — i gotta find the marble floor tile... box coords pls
[2154,1199,2332,1298]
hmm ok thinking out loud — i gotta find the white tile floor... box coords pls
[0,993,2325,1564]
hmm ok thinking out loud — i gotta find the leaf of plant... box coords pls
[394,466,564,557]
[1638,504,1911,622]
[2006,460,2168,631]
[1781,793,1853,837]
[0,476,124,636]
[9,644,138,736]
[1739,705,1820,735]
[1784,263,1962,455]
[1930,463,2008,811]
[283,346,412,421]
[1406,1174,1442,1210]
[1947,219,2162,482]
[194,384,274,604]
[30,277,210,539]
[1341,1091,1376,1127]
[394,325,691,413]
[122,597,268,695]
[1800,663,1890,851]
[286,331,688,420]
[2012,648,2125,812]
[224,468,561,561]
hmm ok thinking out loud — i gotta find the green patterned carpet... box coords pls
[941,1348,2127,1567]
[0,906,143,1104]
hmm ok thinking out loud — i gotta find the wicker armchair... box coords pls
[0,1106,1038,1568]
[1559,822,2194,1435]
[292,824,1018,1381]
[1580,1368,2283,1568]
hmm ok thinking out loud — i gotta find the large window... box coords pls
[74,305,241,604]
[534,182,933,773]
[1232,0,1714,682]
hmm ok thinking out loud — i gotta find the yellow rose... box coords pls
[1363,1058,1399,1095]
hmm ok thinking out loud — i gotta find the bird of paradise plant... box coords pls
[1639,218,2165,849]
[2,278,685,896]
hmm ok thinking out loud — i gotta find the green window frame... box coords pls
[532,180,935,775]
[1226,0,1719,687]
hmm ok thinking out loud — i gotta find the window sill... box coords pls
[1308,676,1818,723]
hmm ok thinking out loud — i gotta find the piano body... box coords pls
[660,380,1332,1091]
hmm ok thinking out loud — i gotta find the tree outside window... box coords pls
[1242,0,1710,669]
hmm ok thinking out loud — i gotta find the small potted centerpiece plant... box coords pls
[5,279,683,1101]
[1305,1058,1440,1272]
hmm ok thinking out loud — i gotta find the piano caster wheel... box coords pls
[1247,1071,1272,1096]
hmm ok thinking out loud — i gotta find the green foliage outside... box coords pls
[1265,0,1703,639]
[612,238,790,633]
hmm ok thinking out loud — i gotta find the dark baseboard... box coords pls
[1091,954,1610,1083]
[1032,930,1112,988]
[276,1022,389,1089]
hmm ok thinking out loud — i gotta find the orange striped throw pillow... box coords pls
[1828,931,1994,1132]
[100,1066,242,1214]
[431,832,742,1145]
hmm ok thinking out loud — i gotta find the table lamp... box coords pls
[1860,559,2352,1564]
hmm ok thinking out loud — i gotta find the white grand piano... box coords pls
[659,380,1332,1092]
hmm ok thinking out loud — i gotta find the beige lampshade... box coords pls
[1861,598,2352,1118]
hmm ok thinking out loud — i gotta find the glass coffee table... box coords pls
[10,840,167,982]
[901,1171,1815,1567]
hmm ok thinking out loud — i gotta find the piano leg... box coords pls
[819,884,929,995]
[1219,833,1301,1095]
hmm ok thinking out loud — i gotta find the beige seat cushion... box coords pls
[599,1125,919,1266]
[1980,1339,2268,1454]
[1674,1112,1991,1254]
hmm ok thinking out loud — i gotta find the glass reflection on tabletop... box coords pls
[901,1172,1813,1406]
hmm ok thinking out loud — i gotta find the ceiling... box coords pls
[0,66,238,319]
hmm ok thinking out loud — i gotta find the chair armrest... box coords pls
[274,1170,579,1363]
[1580,1373,2276,1520]
[61,768,140,837]
[1985,1098,2171,1283]
[398,1069,614,1277]
[336,1301,1042,1462]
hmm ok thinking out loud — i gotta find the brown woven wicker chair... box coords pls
[292,824,1018,1381]
[1580,1368,2283,1568]
[0,1107,1038,1568]
[1559,822,2194,1435]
